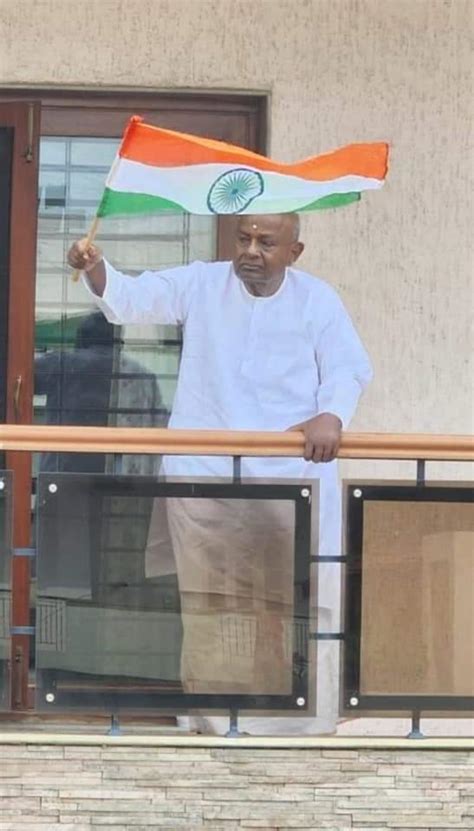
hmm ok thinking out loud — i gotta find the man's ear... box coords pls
[289,241,304,264]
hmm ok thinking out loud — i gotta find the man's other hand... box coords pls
[287,413,342,463]
[67,238,103,273]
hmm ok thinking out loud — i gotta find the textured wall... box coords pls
[0,741,472,829]
[0,0,472,447]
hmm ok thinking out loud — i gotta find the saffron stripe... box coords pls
[117,117,389,183]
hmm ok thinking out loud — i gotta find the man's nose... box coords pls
[247,238,260,256]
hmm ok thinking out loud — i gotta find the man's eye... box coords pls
[262,240,275,249]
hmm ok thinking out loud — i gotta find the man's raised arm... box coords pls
[67,239,202,327]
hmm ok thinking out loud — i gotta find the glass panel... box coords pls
[34,136,216,473]
[69,169,109,203]
[359,496,474,697]
[70,138,119,168]
[39,138,66,166]
[0,472,13,711]
[35,474,312,712]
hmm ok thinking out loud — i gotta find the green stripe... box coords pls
[97,187,361,217]
[299,192,361,211]
[97,188,186,217]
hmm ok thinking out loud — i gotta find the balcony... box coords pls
[0,424,472,740]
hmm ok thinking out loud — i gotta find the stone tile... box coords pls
[90,817,195,826]
[164,787,204,800]
[57,788,163,800]
[0,826,91,831]
[0,817,61,825]
[241,819,351,829]
[0,785,22,797]
[0,798,41,810]
[203,803,342,821]
[201,785,317,801]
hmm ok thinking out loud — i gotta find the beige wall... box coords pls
[1,0,472,457]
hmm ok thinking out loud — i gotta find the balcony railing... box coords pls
[1,424,473,459]
[0,425,473,736]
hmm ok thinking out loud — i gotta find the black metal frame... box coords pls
[35,473,313,713]
[344,481,474,712]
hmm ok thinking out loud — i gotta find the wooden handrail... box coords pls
[0,424,473,461]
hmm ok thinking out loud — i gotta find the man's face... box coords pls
[232,215,304,295]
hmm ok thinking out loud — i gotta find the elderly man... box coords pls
[68,213,372,735]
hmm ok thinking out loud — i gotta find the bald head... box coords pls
[237,212,301,241]
[233,213,304,297]
[286,212,301,242]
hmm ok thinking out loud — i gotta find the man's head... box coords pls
[75,311,114,349]
[232,213,304,296]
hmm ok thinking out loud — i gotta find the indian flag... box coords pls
[97,116,389,218]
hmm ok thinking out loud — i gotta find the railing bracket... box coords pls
[407,710,425,739]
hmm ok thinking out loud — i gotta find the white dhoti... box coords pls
[146,460,342,735]
[167,496,296,695]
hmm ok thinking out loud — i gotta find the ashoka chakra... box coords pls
[207,168,264,214]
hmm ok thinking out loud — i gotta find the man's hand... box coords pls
[287,413,342,463]
[67,238,103,272]
[67,238,106,296]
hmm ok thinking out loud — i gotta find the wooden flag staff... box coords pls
[71,214,101,282]
[70,152,122,282]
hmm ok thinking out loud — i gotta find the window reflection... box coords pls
[35,135,216,439]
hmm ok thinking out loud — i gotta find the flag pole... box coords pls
[70,117,140,284]
[71,213,102,283]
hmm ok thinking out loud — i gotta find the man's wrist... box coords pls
[83,256,104,274]
[315,412,343,428]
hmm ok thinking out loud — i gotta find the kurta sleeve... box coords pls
[314,294,373,429]
[82,259,202,326]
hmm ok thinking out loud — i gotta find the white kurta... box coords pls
[85,259,372,556]
[84,259,372,734]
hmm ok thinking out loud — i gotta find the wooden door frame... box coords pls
[0,101,41,708]
[0,89,267,713]
[0,101,40,428]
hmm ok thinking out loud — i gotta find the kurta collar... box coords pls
[231,264,289,302]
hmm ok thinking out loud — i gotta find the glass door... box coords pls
[1,92,265,711]
[33,133,216,640]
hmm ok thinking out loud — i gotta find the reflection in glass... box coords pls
[360,498,474,697]
[69,169,108,204]
[38,138,66,166]
[35,136,216,458]
[165,495,296,695]
[35,475,312,711]
[70,138,117,168]
[34,311,165,474]
[0,472,12,711]
[38,169,67,213]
